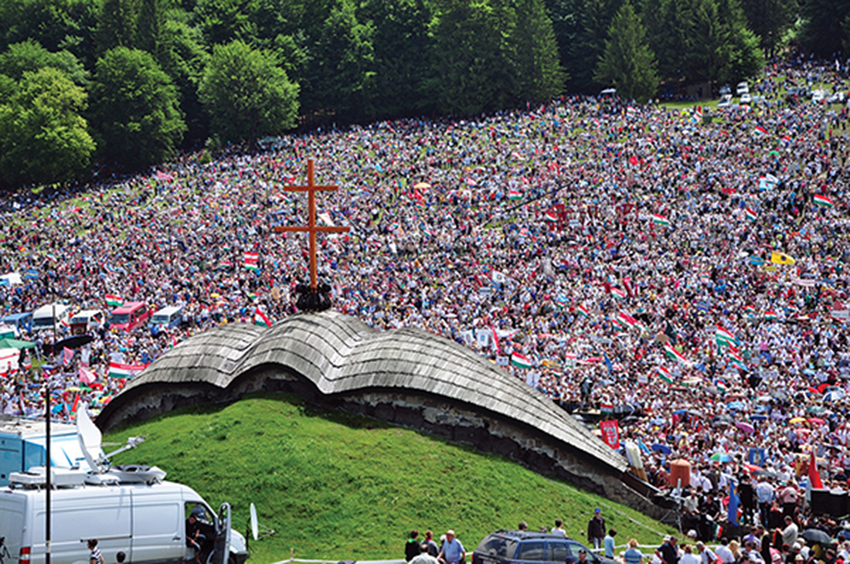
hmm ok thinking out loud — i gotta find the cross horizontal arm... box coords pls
[282,185,338,192]
[274,226,350,233]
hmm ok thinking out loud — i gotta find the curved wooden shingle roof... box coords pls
[99,311,628,475]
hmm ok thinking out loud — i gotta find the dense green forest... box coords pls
[0,0,833,188]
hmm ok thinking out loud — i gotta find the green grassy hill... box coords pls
[105,392,675,563]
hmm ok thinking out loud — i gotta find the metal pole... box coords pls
[52,303,56,342]
[44,380,51,564]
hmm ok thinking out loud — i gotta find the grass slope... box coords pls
[106,393,674,564]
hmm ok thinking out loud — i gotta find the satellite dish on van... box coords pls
[250,503,259,541]
[77,408,105,473]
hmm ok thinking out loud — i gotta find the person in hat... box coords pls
[588,508,606,550]
[437,530,465,564]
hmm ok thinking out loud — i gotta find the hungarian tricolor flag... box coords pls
[244,251,259,270]
[108,362,148,378]
[753,125,767,136]
[254,307,272,328]
[651,214,670,227]
[763,310,777,321]
[105,294,122,307]
[544,210,558,222]
[656,365,673,384]
[508,189,522,201]
[813,194,835,208]
[610,287,627,299]
[663,342,690,365]
[745,207,757,221]
[510,352,532,369]
[617,311,640,330]
[715,326,738,348]
[576,304,590,318]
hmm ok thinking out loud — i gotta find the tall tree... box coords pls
[198,40,299,143]
[89,46,185,170]
[512,0,566,102]
[302,0,374,121]
[158,17,210,145]
[568,0,622,92]
[426,0,516,115]
[799,0,850,57]
[136,0,170,64]
[95,0,141,55]
[358,0,432,120]
[194,0,255,46]
[594,2,657,101]
[739,0,797,57]
[0,39,89,86]
[0,67,94,187]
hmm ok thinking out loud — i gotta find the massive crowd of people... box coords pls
[1,54,849,529]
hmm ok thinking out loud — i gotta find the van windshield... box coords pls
[111,313,130,324]
[151,315,169,324]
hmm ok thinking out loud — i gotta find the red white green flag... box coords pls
[663,342,690,365]
[108,362,148,378]
[651,214,671,227]
[610,287,627,299]
[508,189,522,201]
[576,304,590,318]
[105,294,122,307]
[715,326,738,348]
[656,365,673,384]
[244,251,259,270]
[254,307,272,328]
[510,352,532,369]
[813,194,835,208]
[745,207,757,221]
[763,310,777,321]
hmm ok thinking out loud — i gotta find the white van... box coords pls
[149,305,184,330]
[31,304,72,332]
[0,466,247,564]
[68,309,105,335]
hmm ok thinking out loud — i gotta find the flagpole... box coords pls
[42,359,51,564]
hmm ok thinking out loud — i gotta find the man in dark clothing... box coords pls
[657,536,679,564]
[739,475,755,525]
[406,530,422,562]
[588,508,606,550]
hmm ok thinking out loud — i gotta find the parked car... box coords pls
[717,94,733,108]
[472,530,619,564]
[736,81,749,95]
[740,93,752,104]
[719,84,731,96]
[811,89,825,103]
[69,309,105,335]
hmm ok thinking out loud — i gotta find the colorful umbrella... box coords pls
[711,452,733,462]
[736,421,756,434]
[789,417,806,424]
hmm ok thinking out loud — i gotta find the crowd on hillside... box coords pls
[1,53,850,526]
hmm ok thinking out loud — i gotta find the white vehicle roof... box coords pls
[33,303,70,317]
[70,309,102,321]
[153,305,183,317]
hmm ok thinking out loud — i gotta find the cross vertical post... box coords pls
[274,159,349,296]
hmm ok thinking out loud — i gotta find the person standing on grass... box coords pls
[422,531,439,557]
[438,530,466,564]
[588,508,606,550]
[407,530,422,562]
[605,529,617,558]
[624,539,644,564]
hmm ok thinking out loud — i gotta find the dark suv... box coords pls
[471,530,620,564]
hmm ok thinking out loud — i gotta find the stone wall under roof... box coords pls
[97,311,661,517]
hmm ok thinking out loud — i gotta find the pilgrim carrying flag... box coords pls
[770,251,795,265]
[727,480,740,526]
[254,307,272,328]
[663,342,690,366]
[244,251,259,270]
[813,194,835,208]
[511,352,532,369]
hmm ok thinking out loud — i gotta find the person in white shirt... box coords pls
[696,542,718,564]
[680,545,700,564]
[715,539,735,564]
